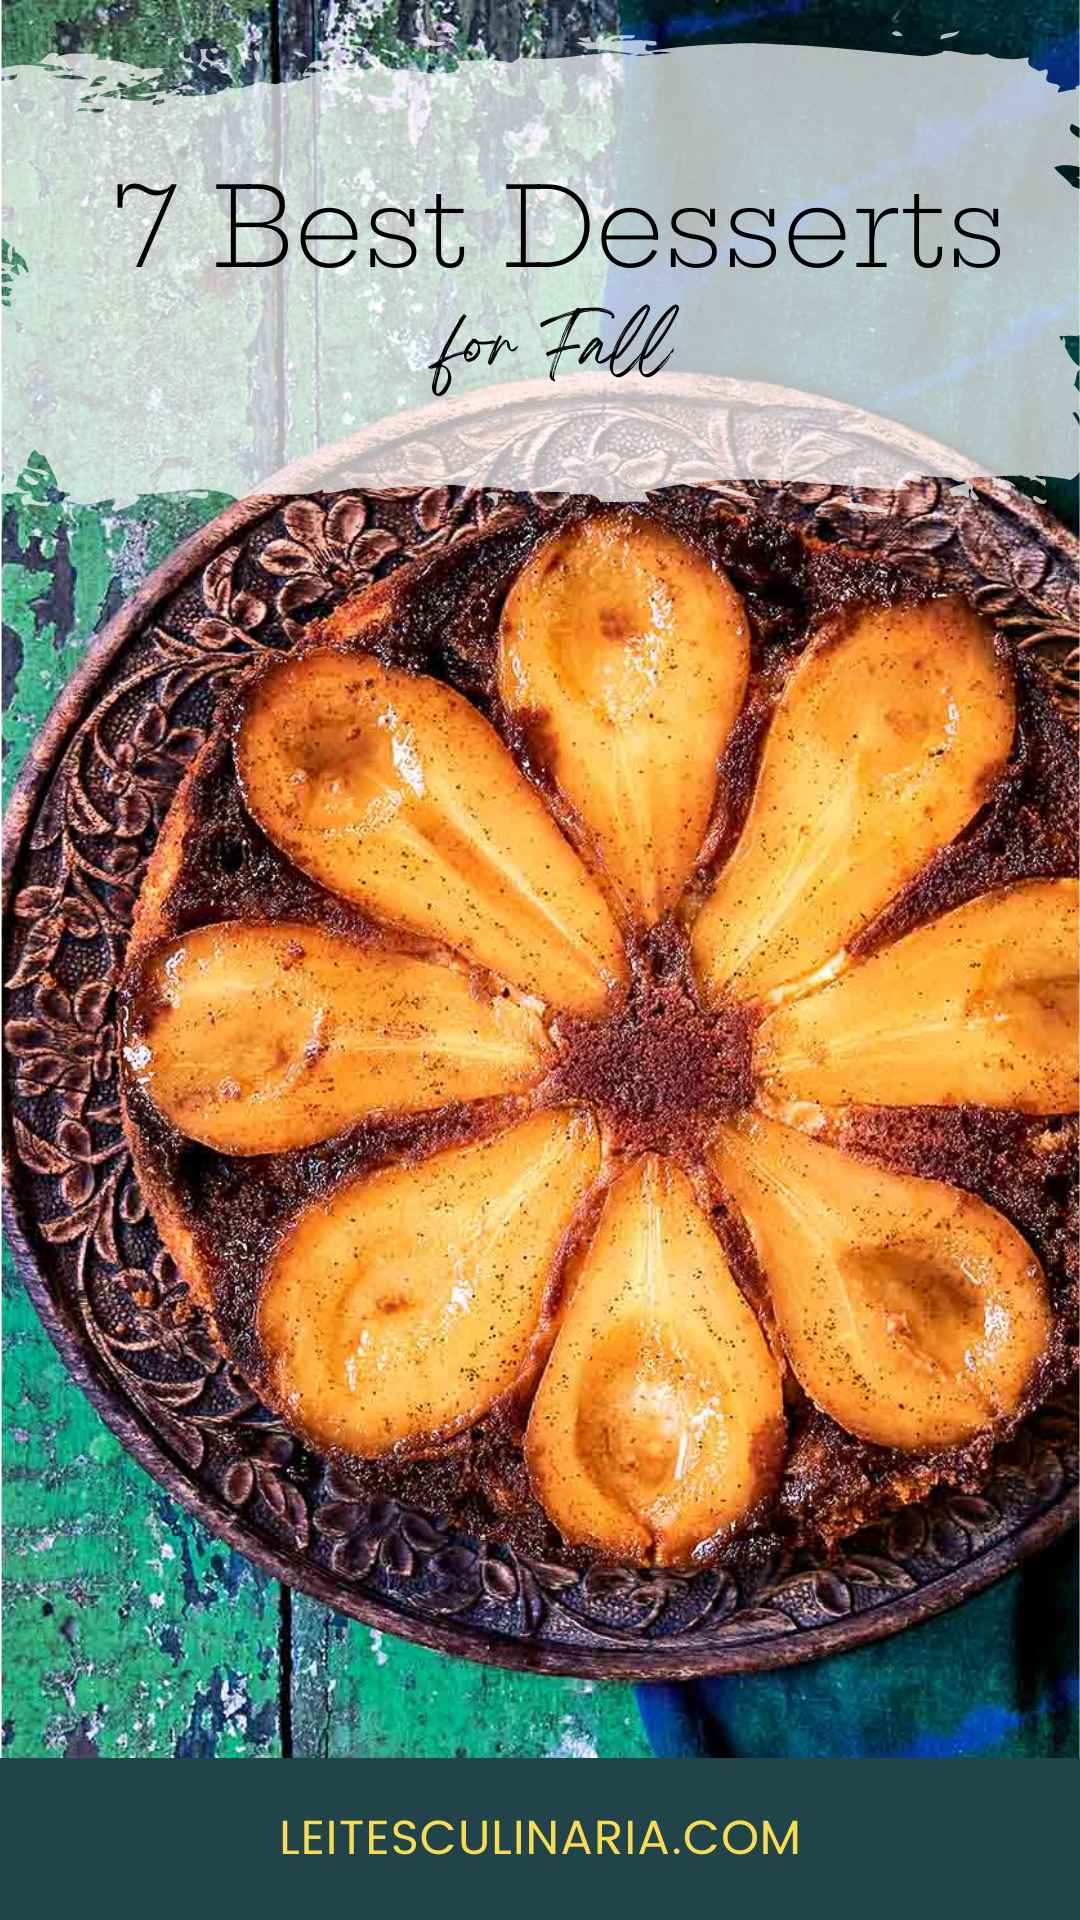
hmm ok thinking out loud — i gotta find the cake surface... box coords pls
[119,491,1078,1568]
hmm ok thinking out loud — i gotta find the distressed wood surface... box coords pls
[289,1599,651,1757]
[1,1,619,83]
[2,2,272,89]
[3,1247,283,1757]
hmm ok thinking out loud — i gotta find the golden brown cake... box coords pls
[119,493,1078,1569]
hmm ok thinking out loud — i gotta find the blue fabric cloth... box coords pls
[635,1535,1079,1756]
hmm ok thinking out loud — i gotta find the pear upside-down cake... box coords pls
[119,492,1078,1570]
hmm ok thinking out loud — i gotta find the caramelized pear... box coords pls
[756,879,1078,1113]
[237,650,627,1015]
[711,1114,1049,1451]
[259,1109,600,1455]
[125,920,549,1154]
[692,599,1014,1004]
[526,1155,783,1565]
[498,514,749,923]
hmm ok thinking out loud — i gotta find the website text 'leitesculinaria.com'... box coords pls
[281,1817,798,1859]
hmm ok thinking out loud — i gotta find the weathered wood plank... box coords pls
[290,1598,653,1757]
[295,2,619,73]
[537,2,619,58]
[3,1249,283,1757]
[1,0,620,83]
[2,2,272,90]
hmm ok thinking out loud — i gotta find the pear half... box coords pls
[692,599,1014,1004]
[755,878,1078,1114]
[237,650,627,1015]
[711,1113,1050,1452]
[526,1155,784,1565]
[498,514,749,924]
[124,919,550,1155]
[258,1108,601,1455]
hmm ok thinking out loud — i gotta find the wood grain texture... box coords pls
[298,3,620,72]
[290,1597,652,1757]
[2,1,273,90]
[3,1247,283,1757]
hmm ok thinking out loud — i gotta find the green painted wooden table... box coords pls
[3,0,1077,1761]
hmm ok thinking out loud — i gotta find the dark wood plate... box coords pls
[4,377,1077,1678]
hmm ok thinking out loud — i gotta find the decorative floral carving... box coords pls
[4,410,1077,1670]
[192,544,269,652]
[258,496,402,637]
[224,1430,311,1549]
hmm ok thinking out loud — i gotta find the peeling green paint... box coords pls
[290,1599,653,1758]
[2,458,232,777]
[2,3,269,93]
[2,1248,282,1757]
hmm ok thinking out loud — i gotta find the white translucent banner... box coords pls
[3,44,1075,502]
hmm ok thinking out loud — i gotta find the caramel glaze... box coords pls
[120,490,1078,1566]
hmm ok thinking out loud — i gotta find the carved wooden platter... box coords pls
[4,377,1077,1678]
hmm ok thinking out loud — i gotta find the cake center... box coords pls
[545,922,753,1154]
